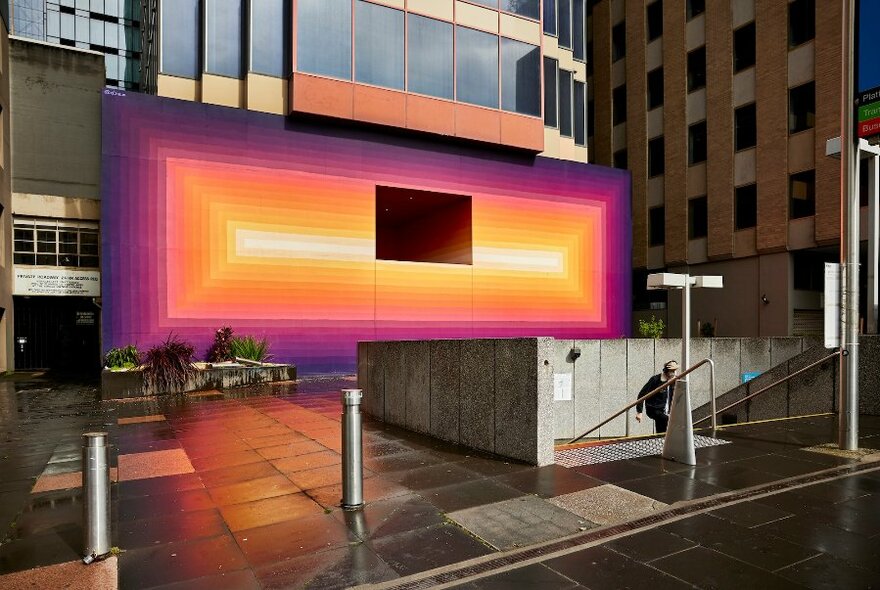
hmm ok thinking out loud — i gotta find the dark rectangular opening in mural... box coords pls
[375,186,473,265]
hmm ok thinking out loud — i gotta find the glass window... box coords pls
[686,0,704,20]
[649,206,665,246]
[646,0,662,41]
[790,170,815,219]
[355,1,404,90]
[735,184,757,229]
[543,0,557,35]
[558,0,571,49]
[574,80,586,146]
[160,0,199,78]
[613,84,626,125]
[648,136,664,177]
[408,15,453,100]
[501,38,540,116]
[89,19,104,45]
[612,23,625,61]
[469,0,497,7]
[104,21,119,48]
[297,0,352,80]
[788,0,815,48]
[789,82,815,133]
[572,0,585,60]
[457,26,499,109]
[688,196,708,239]
[205,0,243,78]
[733,23,755,72]
[688,121,707,165]
[735,103,757,150]
[687,47,705,92]
[501,0,539,19]
[251,0,289,77]
[544,57,558,127]
[647,67,663,109]
[613,149,628,170]
[13,220,100,268]
[61,12,74,39]
[559,69,572,137]
[76,15,89,43]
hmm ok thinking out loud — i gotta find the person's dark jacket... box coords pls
[635,374,673,415]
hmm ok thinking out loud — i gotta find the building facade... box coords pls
[10,0,140,89]
[589,0,874,338]
[99,0,632,373]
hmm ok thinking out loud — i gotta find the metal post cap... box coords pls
[83,432,109,447]
[341,388,363,406]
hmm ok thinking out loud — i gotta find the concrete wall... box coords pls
[358,338,555,466]
[9,37,103,199]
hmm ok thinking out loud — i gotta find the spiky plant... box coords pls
[207,326,234,362]
[229,336,272,363]
[143,334,196,393]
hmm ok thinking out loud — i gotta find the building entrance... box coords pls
[13,296,100,372]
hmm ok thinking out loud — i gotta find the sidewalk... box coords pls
[0,375,878,589]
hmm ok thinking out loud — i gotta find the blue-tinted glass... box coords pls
[161,0,199,78]
[206,0,243,78]
[470,0,498,7]
[355,1,404,90]
[501,0,539,19]
[574,80,585,145]
[501,38,540,116]
[14,0,46,39]
[456,27,499,109]
[297,0,351,80]
[408,14,453,100]
[543,56,557,126]
[543,0,557,35]
[558,0,571,48]
[251,0,289,76]
[559,69,572,137]
[573,0,584,60]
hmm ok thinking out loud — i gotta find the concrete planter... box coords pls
[101,364,297,399]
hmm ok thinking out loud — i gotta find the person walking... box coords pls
[635,360,678,433]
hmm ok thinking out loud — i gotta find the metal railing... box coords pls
[694,350,841,427]
[567,358,716,445]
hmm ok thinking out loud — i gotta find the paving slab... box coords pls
[547,484,669,526]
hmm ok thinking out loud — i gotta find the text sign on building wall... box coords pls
[824,263,841,349]
[14,268,101,297]
[857,0,880,138]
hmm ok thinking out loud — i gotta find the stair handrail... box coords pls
[693,350,842,427]
[567,358,716,445]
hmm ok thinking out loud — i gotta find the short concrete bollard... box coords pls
[82,432,111,564]
[341,389,364,510]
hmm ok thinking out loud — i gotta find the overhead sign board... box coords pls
[14,268,101,297]
[857,0,880,138]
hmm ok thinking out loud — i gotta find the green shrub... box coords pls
[104,345,141,370]
[638,315,665,339]
[229,336,272,363]
[207,326,234,362]
[144,335,196,392]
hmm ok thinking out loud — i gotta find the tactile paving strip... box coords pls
[554,435,731,467]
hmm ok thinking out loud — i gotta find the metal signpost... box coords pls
[646,273,723,465]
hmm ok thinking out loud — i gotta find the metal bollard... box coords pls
[82,432,111,563]
[341,389,364,510]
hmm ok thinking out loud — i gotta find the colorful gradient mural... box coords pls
[102,92,631,373]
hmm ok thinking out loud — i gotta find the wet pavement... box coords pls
[0,374,878,589]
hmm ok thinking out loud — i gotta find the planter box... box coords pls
[101,364,297,400]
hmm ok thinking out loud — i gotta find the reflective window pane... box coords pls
[456,27,499,109]
[470,0,498,7]
[558,0,571,48]
[251,0,289,76]
[355,1,404,90]
[297,0,352,80]
[574,80,586,145]
[160,0,199,78]
[543,57,558,127]
[559,69,572,137]
[408,14,453,100]
[543,0,557,35]
[572,0,584,60]
[500,0,539,19]
[206,0,243,78]
[501,38,540,116]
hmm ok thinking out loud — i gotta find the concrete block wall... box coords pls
[358,338,555,466]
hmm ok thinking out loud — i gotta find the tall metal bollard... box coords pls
[341,389,364,510]
[82,432,111,563]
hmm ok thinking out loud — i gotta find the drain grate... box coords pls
[555,435,730,467]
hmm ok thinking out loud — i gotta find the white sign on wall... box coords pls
[553,373,573,401]
[824,263,841,349]
[14,268,101,297]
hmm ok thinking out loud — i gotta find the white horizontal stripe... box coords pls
[473,247,564,273]
[235,229,374,262]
